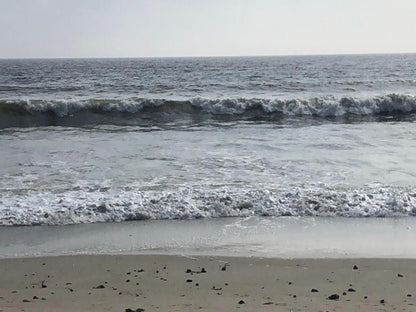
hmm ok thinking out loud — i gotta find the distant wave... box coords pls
[1,184,415,226]
[1,94,416,128]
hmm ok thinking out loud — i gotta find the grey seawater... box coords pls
[0,54,416,226]
[0,120,415,225]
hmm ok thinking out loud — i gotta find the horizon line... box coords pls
[1,51,416,61]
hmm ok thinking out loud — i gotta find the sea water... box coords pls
[1,54,416,226]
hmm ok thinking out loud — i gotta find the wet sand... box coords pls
[1,255,416,311]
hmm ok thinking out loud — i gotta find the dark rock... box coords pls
[342,292,347,296]
[41,297,46,300]
[364,296,368,299]
[127,272,131,275]
[221,264,227,271]
[380,299,385,304]
[41,280,47,288]
[33,296,39,299]
[353,265,358,270]
[125,309,145,312]
[398,273,404,277]
[93,284,105,289]
[201,268,206,273]
[238,300,245,304]
[186,269,192,273]
[288,282,292,285]
[195,283,199,286]
[263,302,273,305]
[407,294,412,297]
[22,299,31,302]
[186,279,192,283]
[137,269,144,272]
[328,294,339,300]
[348,288,356,292]
[311,288,319,293]
[126,279,130,283]
[293,295,297,298]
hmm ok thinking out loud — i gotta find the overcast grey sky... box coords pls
[1,0,415,58]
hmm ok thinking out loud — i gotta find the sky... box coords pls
[1,0,415,58]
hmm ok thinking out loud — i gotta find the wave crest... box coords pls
[1,94,416,128]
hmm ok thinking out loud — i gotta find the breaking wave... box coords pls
[1,185,416,226]
[1,93,416,128]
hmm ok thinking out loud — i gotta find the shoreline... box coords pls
[1,217,416,259]
[1,255,416,311]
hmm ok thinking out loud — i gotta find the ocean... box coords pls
[1,54,416,227]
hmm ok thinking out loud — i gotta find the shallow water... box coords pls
[1,217,416,258]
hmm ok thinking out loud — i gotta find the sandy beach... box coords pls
[1,255,416,312]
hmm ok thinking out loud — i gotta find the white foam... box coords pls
[1,185,415,226]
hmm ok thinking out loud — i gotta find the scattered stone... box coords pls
[311,289,319,293]
[41,297,46,300]
[353,265,358,270]
[137,269,144,273]
[348,288,356,292]
[211,286,222,291]
[364,296,368,299]
[163,266,167,270]
[293,295,297,298]
[201,268,206,273]
[342,292,347,296]
[125,309,145,312]
[221,264,227,271]
[65,282,72,285]
[93,284,105,289]
[186,269,192,273]
[186,279,193,283]
[398,273,404,277]
[22,299,31,303]
[195,283,199,286]
[126,279,130,283]
[263,302,273,305]
[407,294,412,297]
[41,280,47,288]
[380,299,385,304]
[238,300,245,304]
[33,296,39,300]
[127,272,131,275]
[328,294,339,300]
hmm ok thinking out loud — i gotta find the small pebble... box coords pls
[328,294,339,300]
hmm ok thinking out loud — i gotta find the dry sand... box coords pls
[1,255,416,311]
